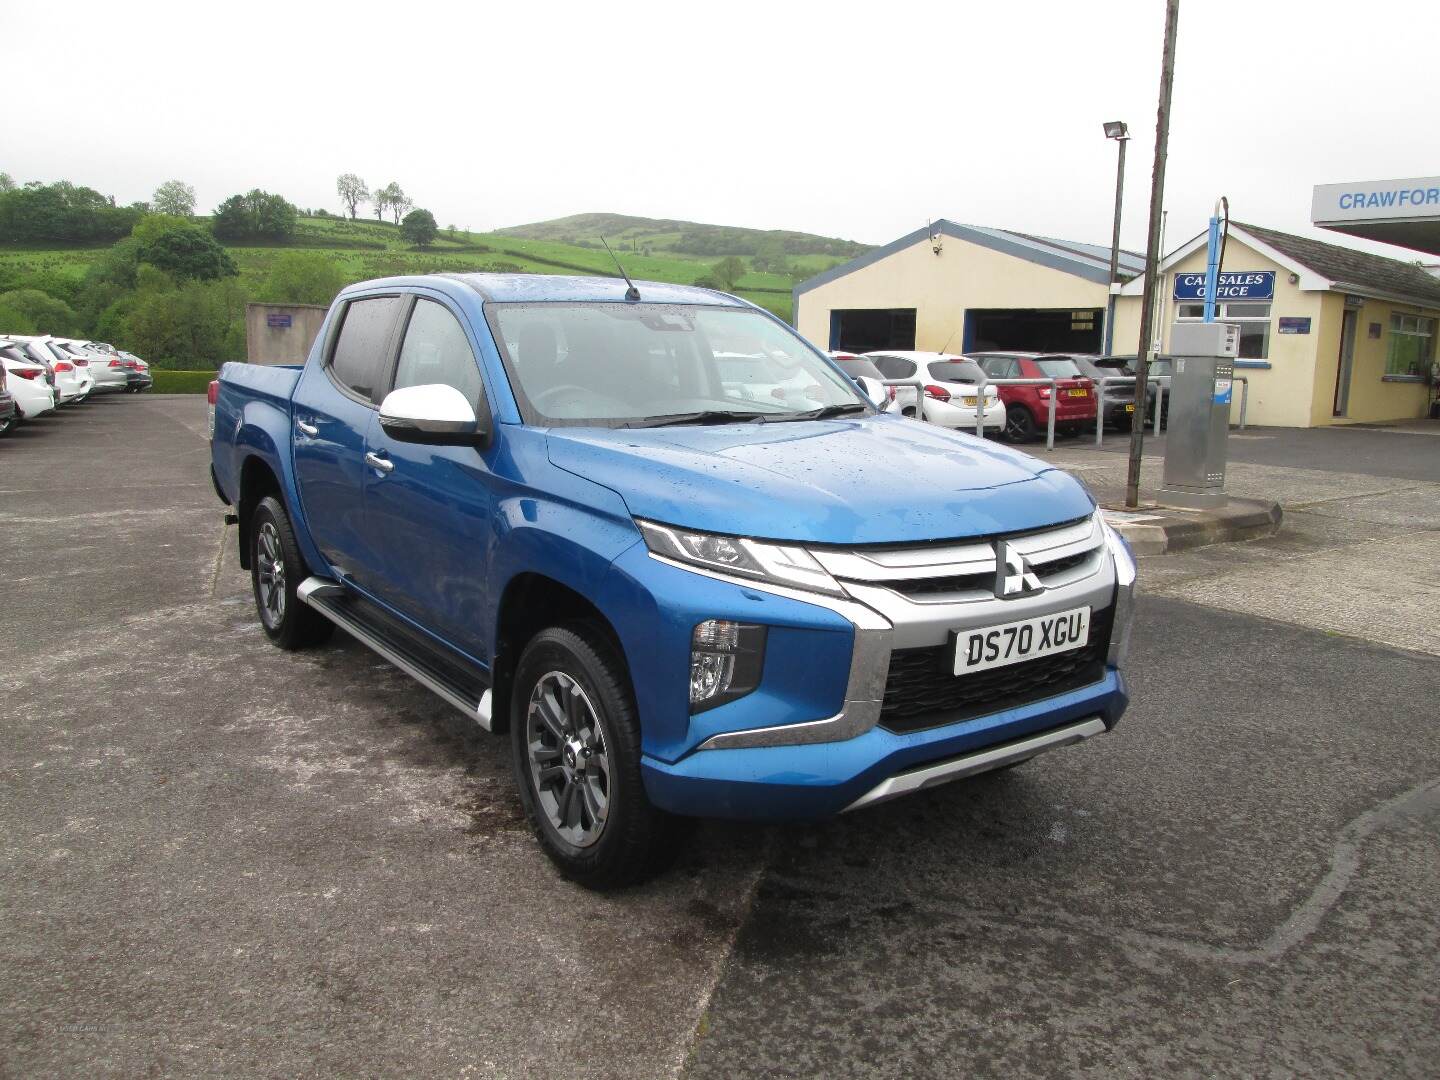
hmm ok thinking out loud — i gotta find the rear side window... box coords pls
[392,299,483,403]
[329,296,400,401]
[871,355,915,379]
[977,356,1020,379]
[836,357,883,380]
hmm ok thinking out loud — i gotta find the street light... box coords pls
[1102,121,1130,355]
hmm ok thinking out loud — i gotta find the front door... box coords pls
[363,294,497,662]
[1333,307,1358,416]
[292,293,403,582]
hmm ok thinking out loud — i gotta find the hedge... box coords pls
[151,369,217,394]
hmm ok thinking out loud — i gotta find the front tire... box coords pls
[510,625,683,889]
[250,495,333,650]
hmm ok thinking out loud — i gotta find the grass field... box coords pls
[0,215,859,322]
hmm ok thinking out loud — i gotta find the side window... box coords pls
[330,296,401,401]
[393,299,483,402]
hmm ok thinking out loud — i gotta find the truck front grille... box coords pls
[879,605,1113,734]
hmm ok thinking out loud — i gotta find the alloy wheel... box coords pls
[255,521,286,628]
[526,671,610,848]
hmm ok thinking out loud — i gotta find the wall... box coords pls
[1319,294,1435,424]
[795,236,1109,352]
[244,303,330,366]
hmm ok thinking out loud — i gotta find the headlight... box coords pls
[636,520,845,596]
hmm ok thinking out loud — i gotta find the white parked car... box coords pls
[52,338,128,393]
[16,337,94,404]
[865,351,1006,433]
[828,352,893,410]
[0,338,58,421]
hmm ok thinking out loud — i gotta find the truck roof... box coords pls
[343,273,748,307]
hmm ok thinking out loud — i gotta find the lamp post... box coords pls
[1102,120,1130,356]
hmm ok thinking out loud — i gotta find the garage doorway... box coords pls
[963,308,1102,354]
[828,308,916,353]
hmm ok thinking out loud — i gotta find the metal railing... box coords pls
[1089,373,1249,446]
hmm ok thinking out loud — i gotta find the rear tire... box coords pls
[510,625,685,890]
[1004,406,1037,442]
[250,495,333,651]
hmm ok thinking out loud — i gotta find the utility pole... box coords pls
[1125,0,1180,509]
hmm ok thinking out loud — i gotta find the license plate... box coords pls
[960,397,978,407]
[1067,388,1088,397]
[1125,403,1135,413]
[954,606,1091,676]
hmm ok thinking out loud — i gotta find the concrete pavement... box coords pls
[2,398,1436,1078]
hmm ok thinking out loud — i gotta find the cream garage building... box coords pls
[793,221,1145,356]
[1112,222,1440,427]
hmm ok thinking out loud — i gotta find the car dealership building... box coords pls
[796,188,1439,428]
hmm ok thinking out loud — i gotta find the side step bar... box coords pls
[843,717,1107,812]
[297,577,494,732]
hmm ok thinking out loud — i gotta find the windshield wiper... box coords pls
[776,402,871,422]
[621,410,770,428]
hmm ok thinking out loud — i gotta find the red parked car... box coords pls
[966,352,1097,442]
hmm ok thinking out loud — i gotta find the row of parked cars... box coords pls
[829,349,1153,442]
[0,336,152,435]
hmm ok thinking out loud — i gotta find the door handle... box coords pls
[296,419,319,437]
[364,451,394,474]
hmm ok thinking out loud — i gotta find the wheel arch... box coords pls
[236,454,283,570]
[491,572,631,736]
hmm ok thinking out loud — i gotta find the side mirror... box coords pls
[378,384,488,445]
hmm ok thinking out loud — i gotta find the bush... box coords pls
[151,369,218,394]
[134,216,237,282]
[121,275,247,367]
[258,251,348,306]
[0,288,81,335]
[0,301,39,335]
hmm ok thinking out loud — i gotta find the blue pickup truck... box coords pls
[211,273,1135,888]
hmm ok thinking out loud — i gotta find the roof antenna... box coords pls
[601,237,641,301]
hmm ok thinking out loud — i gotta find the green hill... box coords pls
[0,213,866,323]
[495,212,871,261]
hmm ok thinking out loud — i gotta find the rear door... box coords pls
[363,293,497,661]
[291,293,403,584]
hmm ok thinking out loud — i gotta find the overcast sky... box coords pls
[4,0,1436,259]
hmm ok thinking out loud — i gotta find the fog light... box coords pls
[690,619,766,713]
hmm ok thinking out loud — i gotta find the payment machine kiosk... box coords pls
[1159,321,1240,510]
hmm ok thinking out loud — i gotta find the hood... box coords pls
[546,414,1094,545]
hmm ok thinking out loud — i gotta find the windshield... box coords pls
[835,357,882,381]
[927,360,983,384]
[1033,357,1082,378]
[489,303,869,426]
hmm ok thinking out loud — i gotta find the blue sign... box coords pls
[1278,317,1311,335]
[1173,271,1275,301]
[266,313,293,328]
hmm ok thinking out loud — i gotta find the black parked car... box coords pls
[1076,355,1171,429]
[1073,355,1138,430]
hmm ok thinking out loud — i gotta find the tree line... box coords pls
[0,173,439,248]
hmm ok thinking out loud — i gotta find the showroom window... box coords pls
[1385,313,1434,378]
[1177,301,1271,360]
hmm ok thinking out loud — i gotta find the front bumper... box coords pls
[631,514,1137,820]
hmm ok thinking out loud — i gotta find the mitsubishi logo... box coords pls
[994,541,1043,599]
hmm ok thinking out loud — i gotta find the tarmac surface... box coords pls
[2,396,1437,1078]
